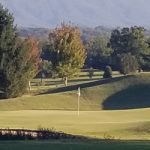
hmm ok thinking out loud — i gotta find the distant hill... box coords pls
[18,26,150,43]
[81,26,113,42]
[1,0,150,28]
[18,27,50,41]
[18,26,113,42]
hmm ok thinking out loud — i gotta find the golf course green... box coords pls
[0,73,150,149]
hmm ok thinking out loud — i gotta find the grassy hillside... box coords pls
[81,73,150,110]
[0,73,149,111]
[0,73,150,140]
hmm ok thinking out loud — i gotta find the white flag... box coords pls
[78,87,81,97]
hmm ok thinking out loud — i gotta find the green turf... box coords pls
[0,141,150,150]
[0,73,149,111]
[0,73,150,140]
[31,71,121,92]
[0,109,149,140]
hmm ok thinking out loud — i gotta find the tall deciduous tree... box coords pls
[0,4,40,98]
[110,26,149,71]
[48,24,86,86]
[88,36,113,57]
[21,38,41,91]
[110,27,149,56]
[86,36,113,69]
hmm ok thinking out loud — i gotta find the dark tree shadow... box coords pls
[32,78,103,87]
[38,75,132,95]
[102,84,150,110]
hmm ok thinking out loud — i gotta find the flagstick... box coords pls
[77,87,80,116]
[78,93,80,116]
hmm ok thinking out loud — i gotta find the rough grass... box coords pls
[0,141,150,150]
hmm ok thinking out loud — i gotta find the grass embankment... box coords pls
[0,73,149,111]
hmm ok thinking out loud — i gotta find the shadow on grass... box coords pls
[46,78,100,85]
[0,128,86,141]
[32,78,101,86]
[102,84,150,110]
[39,76,131,95]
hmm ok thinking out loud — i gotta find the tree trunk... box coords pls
[64,77,68,87]
[28,80,31,91]
[41,77,43,86]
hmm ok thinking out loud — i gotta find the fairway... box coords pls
[0,141,150,150]
[0,109,150,140]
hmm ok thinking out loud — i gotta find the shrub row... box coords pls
[0,128,77,140]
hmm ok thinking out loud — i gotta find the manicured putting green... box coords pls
[0,109,149,140]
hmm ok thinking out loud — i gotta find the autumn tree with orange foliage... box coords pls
[49,24,86,86]
[21,38,41,91]
[23,38,41,78]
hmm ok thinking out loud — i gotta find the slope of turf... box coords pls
[81,73,150,110]
[0,73,150,140]
[0,73,149,111]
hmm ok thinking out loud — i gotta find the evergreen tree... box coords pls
[0,4,40,98]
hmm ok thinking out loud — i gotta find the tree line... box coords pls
[84,27,150,72]
[0,4,86,98]
[0,3,150,99]
[42,26,150,78]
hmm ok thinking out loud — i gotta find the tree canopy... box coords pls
[110,27,149,56]
[0,4,40,98]
[48,24,86,86]
[110,26,150,72]
[86,36,112,69]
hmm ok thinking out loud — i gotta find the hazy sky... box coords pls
[0,0,150,28]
